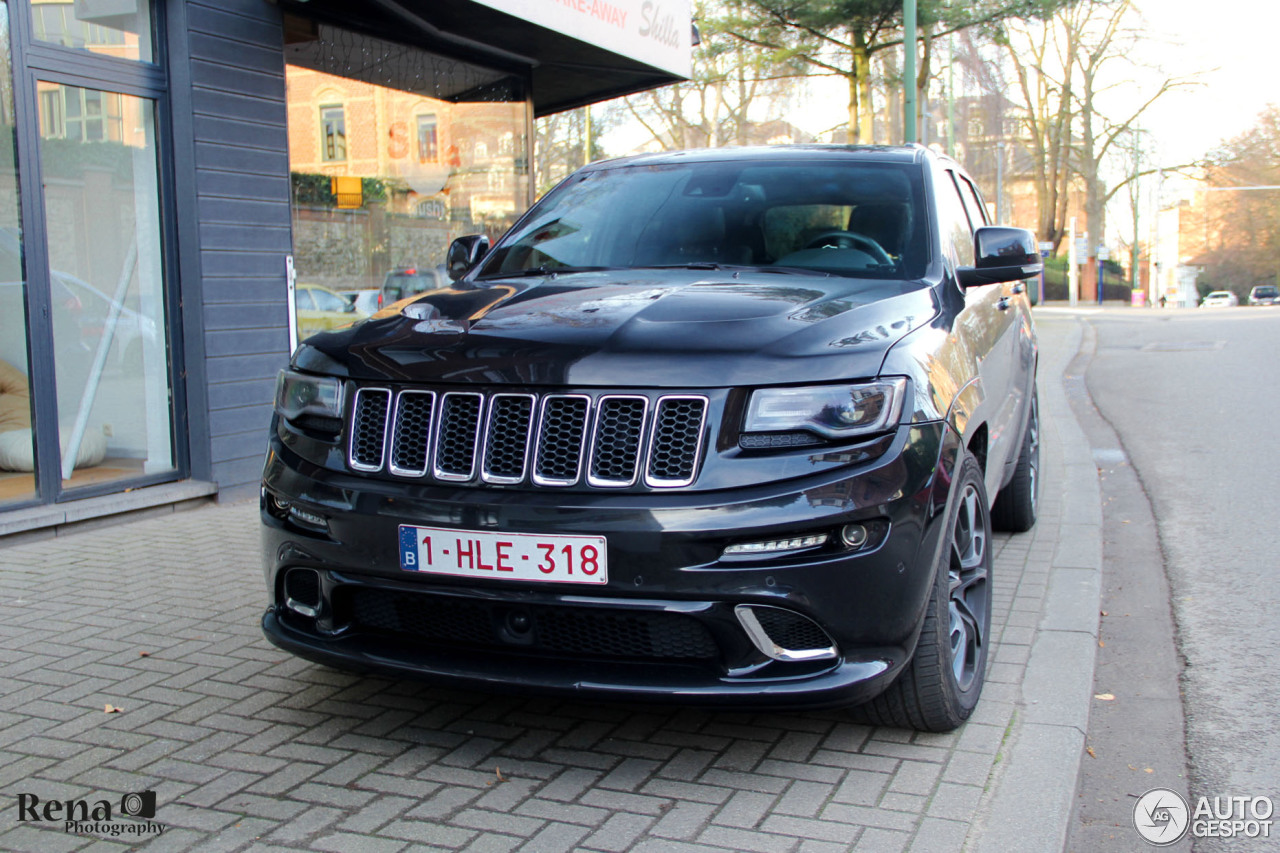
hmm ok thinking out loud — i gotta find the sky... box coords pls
[1129,0,1278,165]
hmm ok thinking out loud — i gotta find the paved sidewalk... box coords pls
[0,313,1100,853]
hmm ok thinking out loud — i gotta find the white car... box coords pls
[1201,290,1239,308]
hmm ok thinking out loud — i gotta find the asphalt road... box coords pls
[1077,305,1280,851]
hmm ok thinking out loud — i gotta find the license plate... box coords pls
[398,525,608,585]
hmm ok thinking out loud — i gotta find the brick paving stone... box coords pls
[581,812,655,851]
[515,820,591,853]
[452,807,545,838]
[313,831,407,853]
[650,800,717,840]
[378,818,476,847]
[697,825,799,853]
[712,789,776,829]
[774,779,834,818]
[460,833,522,853]
[878,792,928,813]
[853,827,911,853]
[513,798,611,827]
[579,788,673,815]
[924,782,985,821]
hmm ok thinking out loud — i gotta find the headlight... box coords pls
[744,378,906,439]
[275,369,343,422]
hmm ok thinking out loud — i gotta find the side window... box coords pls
[320,104,346,162]
[957,176,989,228]
[417,114,438,162]
[937,171,975,267]
[313,289,347,312]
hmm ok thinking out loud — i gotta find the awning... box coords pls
[277,0,691,116]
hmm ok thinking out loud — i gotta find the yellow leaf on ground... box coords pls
[1094,693,1115,701]
[103,704,123,713]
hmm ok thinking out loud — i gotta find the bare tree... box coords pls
[620,0,801,150]
[1068,0,1199,294]
[722,0,1071,143]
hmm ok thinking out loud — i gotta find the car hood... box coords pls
[297,269,939,388]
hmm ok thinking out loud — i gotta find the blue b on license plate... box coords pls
[398,525,608,584]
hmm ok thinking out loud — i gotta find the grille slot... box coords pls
[588,396,649,487]
[343,587,719,661]
[645,396,708,487]
[389,391,435,477]
[433,392,484,481]
[348,388,391,472]
[532,395,590,486]
[482,394,536,483]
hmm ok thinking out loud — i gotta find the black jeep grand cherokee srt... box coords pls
[261,145,1041,731]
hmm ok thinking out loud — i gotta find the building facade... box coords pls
[0,0,688,534]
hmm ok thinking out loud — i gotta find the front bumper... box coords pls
[260,420,959,710]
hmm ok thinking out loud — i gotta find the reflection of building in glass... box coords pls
[284,17,531,292]
[30,0,150,62]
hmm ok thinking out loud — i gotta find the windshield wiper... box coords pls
[477,265,614,280]
[636,263,831,278]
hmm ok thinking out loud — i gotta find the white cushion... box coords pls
[0,428,108,472]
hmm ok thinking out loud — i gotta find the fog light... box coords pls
[841,524,869,548]
[723,534,827,557]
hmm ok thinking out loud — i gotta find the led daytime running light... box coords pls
[723,533,828,556]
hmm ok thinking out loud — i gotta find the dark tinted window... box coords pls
[480,161,927,280]
[938,171,975,267]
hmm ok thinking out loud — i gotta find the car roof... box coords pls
[581,144,932,173]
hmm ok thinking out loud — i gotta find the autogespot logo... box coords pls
[1134,788,1191,846]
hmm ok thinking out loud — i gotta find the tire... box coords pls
[853,455,993,731]
[992,389,1040,533]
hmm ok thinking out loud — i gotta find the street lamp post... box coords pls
[904,0,917,143]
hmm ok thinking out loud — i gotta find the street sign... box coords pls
[1097,246,1110,261]
[1075,237,1089,258]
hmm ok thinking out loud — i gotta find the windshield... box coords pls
[478,160,927,281]
[1254,286,1278,297]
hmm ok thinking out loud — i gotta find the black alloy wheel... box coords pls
[853,454,994,731]
[948,481,990,694]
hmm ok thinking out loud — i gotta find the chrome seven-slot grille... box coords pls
[348,387,709,489]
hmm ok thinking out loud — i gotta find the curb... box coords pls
[969,315,1103,853]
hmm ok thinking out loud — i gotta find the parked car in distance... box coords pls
[262,145,1042,732]
[294,283,362,339]
[339,288,380,316]
[1201,290,1239,308]
[1248,284,1279,306]
[379,264,447,308]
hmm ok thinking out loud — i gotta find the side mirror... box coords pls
[344,301,356,313]
[446,235,491,281]
[958,226,1043,288]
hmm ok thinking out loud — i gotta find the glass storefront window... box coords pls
[0,1,37,505]
[284,15,531,344]
[36,83,173,489]
[29,0,154,64]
